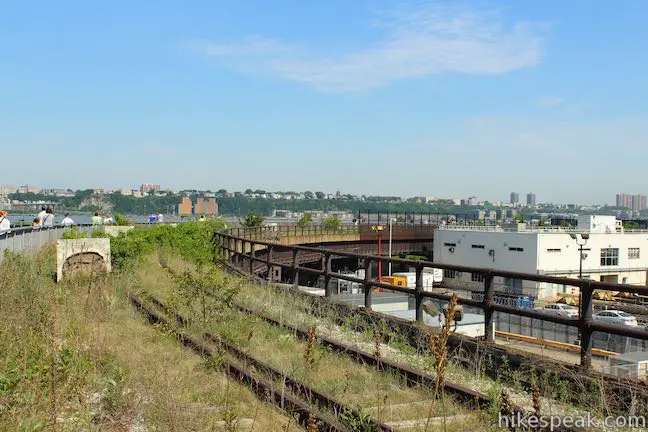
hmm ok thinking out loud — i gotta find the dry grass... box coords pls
[150,254,498,430]
[0,247,300,431]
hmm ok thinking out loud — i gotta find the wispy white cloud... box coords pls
[200,3,548,92]
[534,96,565,107]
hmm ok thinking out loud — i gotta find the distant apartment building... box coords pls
[178,196,193,215]
[140,183,161,194]
[616,193,647,212]
[195,197,218,215]
[177,196,218,216]
[467,196,477,206]
[0,185,16,196]
[526,193,536,207]
[17,185,40,194]
[510,192,519,205]
[119,188,132,196]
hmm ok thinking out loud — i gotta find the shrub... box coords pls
[114,213,131,226]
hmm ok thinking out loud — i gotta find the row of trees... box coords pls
[242,212,341,230]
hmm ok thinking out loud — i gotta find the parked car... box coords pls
[535,303,579,318]
[593,310,638,326]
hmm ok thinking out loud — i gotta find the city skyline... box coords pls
[2,1,647,202]
[4,182,648,208]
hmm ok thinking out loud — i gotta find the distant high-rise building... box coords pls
[17,185,40,194]
[510,192,519,204]
[194,197,218,215]
[178,196,193,215]
[0,185,16,196]
[467,196,477,206]
[526,193,536,207]
[616,193,647,212]
[140,183,161,194]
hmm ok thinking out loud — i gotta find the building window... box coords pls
[600,248,619,266]
[471,244,485,249]
[629,248,640,260]
[503,277,523,294]
[508,247,524,252]
[547,248,561,253]
[443,242,456,247]
[471,273,485,282]
[444,270,456,279]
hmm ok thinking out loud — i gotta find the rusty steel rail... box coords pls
[215,230,648,370]
[129,293,350,432]
[144,295,393,432]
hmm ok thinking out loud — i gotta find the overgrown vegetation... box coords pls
[61,227,110,239]
[110,220,224,268]
[1,222,300,431]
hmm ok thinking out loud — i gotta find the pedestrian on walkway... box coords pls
[61,213,74,226]
[37,206,47,224]
[0,210,10,232]
[42,208,55,227]
[157,213,164,223]
[32,217,41,230]
[91,212,102,225]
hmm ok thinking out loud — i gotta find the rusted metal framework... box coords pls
[215,230,648,369]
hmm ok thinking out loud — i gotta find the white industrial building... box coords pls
[433,216,648,300]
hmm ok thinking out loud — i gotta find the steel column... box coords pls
[249,242,255,275]
[415,264,423,323]
[323,252,332,297]
[580,280,594,369]
[266,245,273,282]
[292,249,299,288]
[484,274,495,342]
[363,258,372,310]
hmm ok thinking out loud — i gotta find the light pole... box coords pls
[569,232,590,281]
[371,225,385,282]
[570,232,590,318]
[388,218,396,275]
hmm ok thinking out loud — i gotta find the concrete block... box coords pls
[57,238,111,281]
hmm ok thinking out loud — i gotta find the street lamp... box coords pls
[388,218,397,276]
[371,225,385,282]
[569,232,590,280]
[570,232,590,321]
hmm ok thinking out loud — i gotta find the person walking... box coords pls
[31,217,41,230]
[157,213,164,223]
[61,213,74,226]
[42,208,55,227]
[0,210,10,232]
[91,212,102,225]
[37,206,47,224]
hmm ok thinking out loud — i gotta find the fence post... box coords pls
[292,248,300,288]
[323,252,332,297]
[249,242,255,275]
[580,280,594,369]
[363,258,372,310]
[234,239,240,268]
[415,264,423,323]
[266,245,273,282]
[484,273,495,342]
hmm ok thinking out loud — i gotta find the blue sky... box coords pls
[1,0,647,204]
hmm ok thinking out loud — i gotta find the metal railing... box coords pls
[227,225,360,240]
[214,231,648,369]
[0,224,98,263]
[438,224,648,234]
